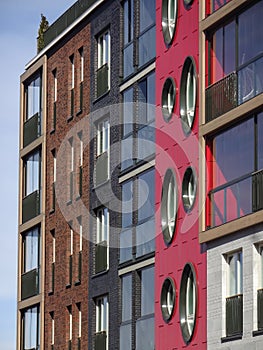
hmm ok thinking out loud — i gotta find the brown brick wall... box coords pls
[44,21,91,350]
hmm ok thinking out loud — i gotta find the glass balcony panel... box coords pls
[123,43,133,78]
[136,218,155,257]
[120,228,132,263]
[22,190,41,223]
[120,323,131,350]
[138,25,155,68]
[226,294,243,337]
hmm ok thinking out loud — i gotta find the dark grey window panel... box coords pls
[23,113,40,147]
[95,331,107,350]
[95,240,107,273]
[21,268,39,300]
[97,64,109,97]
[96,152,108,185]
[22,190,40,223]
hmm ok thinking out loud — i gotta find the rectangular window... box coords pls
[52,69,57,131]
[22,305,40,350]
[79,48,84,112]
[95,208,109,273]
[70,55,74,117]
[208,113,263,228]
[121,72,155,171]
[25,72,42,121]
[51,149,56,211]
[95,296,108,350]
[78,132,83,197]
[69,138,74,201]
[120,266,154,350]
[96,119,110,185]
[257,246,263,331]
[67,306,72,348]
[120,274,132,350]
[24,150,41,197]
[225,251,243,337]
[97,31,110,96]
[50,312,55,347]
[50,230,55,292]
[123,0,134,78]
[120,168,155,263]
[21,227,40,300]
[22,227,40,274]
[78,303,82,338]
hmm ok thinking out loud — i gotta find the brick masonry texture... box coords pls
[45,18,91,350]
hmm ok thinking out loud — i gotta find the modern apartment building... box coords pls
[17,0,263,350]
[199,0,263,349]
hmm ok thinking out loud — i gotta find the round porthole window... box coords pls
[180,57,197,135]
[162,77,176,122]
[180,263,197,344]
[184,0,194,7]
[162,0,178,45]
[161,277,176,322]
[161,168,178,244]
[182,167,197,212]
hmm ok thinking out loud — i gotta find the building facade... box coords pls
[17,0,263,350]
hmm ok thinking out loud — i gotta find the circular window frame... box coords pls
[162,0,178,46]
[180,56,197,135]
[161,77,176,122]
[161,277,176,322]
[179,263,197,345]
[183,0,194,8]
[182,167,197,213]
[161,168,178,245]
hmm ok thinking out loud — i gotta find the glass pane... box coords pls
[136,218,155,257]
[120,229,133,263]
[141,266,154,315]
[25,151,40,196]
[121,136,133,170]
[26,75,41,120]
[138,169,155,222]
[140,0,155,33]
[24,306,39,350]
[137,122,155,161]
[120,323,132,350]
[24,227,39,272]
[122,181,133,228]
[212,28,223,82]
[123,88,133,136]
[139,25,156,67]
[136,316,154,350]
[213,118,254,187]
[224,21,236,76]
[122,275,132,321]
[123,44,134,78]
[238,1,263,67]
[124,0,133,44]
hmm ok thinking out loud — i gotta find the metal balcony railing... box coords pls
[23,113,41,147]
[258,289,263,330]
[209,169,263,228]
[95,240,107,274]
[21,268,39,300]
[43,0,97,48]
[97,64,109,97]
[22,190,40,223]
[94,331,107,350]
[96,152,108,185]
[205,72,237,122]
[226,294,243,337]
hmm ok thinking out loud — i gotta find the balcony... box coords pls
[94,331,106,350]
[95,240,107,274]
[258,289,263,330]
[22,190,40,223]
[96,64,109,97]
[23,113,41,147]
[225,294,243,337]
[209,169,263,228]
[96,152,108,185]
[205,72,237,123]
[205,55,263,123]
[21,268,39,300]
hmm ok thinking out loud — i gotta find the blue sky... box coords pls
[0,1,75,348]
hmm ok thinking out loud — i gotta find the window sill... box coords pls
[48,290,54,296]
[66,283,71,289]
[49,209,55,215]
[74,280,81,286]
[92,269,109,278]
[50,128,55,135]
[93,178,110,190]
[76,109,82,116]
[67,200,72,206]
[93,89,110,104]
[67,115,73,122]
[221,334,242,343]
[253,329,263,337]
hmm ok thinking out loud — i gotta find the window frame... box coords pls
[22,305,40,350]
[162,0,178,45]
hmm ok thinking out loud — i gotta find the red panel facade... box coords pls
[155,1,207,349]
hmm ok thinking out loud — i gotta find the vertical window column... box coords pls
[96,119,110,185]
[52,69,57,130]
[95,208,109,274]
[70,55,75,118]
[95,296,108,350]
[79,48,84,113]
[97,31,110,97]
